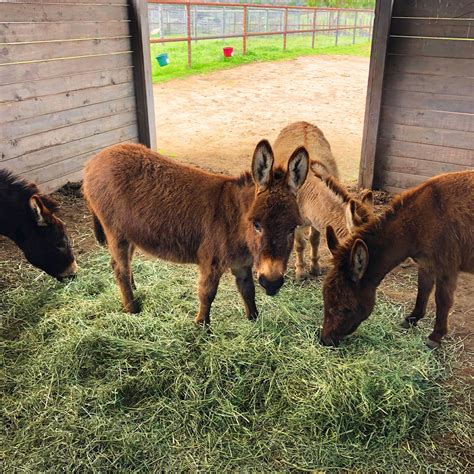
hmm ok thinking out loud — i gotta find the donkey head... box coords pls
[18,194,77,281]
[247,140,309,296]
[320,227,376,346]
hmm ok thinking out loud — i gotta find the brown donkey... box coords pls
[83,142,309,324]
[273,121,373,279]
[321,170,474,349]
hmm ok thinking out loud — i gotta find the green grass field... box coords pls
[151,34,371,83]
[2,251,471,471]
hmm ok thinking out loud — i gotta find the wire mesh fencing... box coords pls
[148,1,374,66]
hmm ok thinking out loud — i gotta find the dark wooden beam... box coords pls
[129,0,157,150]
[358,0,393,189]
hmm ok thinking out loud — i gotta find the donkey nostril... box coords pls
[258,275,284,296]
[320,335,339,347]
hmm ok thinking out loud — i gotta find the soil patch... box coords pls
[153,55,370,182]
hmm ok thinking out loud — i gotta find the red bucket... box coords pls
[223,47,234,58]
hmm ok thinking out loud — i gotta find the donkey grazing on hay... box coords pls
[273,121,373,279]
[321,170,474,349]
[0,170,77,280]
[83,141,309,324]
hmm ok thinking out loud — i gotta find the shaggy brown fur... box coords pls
[321,170,474,348]
[273,121,373,279]
[83,142,309,324]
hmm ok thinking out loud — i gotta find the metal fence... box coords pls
[148,1,374,66]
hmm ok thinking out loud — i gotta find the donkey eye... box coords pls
[288,226,297,235]
[253,221,262,232]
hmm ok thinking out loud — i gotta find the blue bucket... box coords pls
[156,53,170,67]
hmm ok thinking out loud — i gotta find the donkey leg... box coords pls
[129,244,137,290]
[427,274,458,349]
[309,227,322,276]
[195,264,222,326]
[295,226,308,281]
[232,265,258,321]
[108,236,139,314]
[401,266,435,328]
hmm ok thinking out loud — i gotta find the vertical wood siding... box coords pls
[0,0,154,192]
[360,0,474,193]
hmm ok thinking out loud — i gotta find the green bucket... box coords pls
[156,53,170,67]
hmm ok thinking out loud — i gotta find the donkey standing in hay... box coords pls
[0,169,77,280]
[273,121,373,279]
[83,141,309,324]
[321,171,474,349]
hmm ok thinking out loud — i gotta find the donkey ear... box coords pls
[360,189,373,207]
[310,159,330,179]
[252,139,274,192]
[287,147,309,193]
[29,195,50,227]
[345,198,371,232]
[350,239,369,281]
[345,199,359,232]
[326,225,339,256]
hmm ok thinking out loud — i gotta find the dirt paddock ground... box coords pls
[153,55,370,182]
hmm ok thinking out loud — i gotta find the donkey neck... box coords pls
[298,175,349,237]
[221,179,256,253]
[0,173,31,240]
[358,200,418,287]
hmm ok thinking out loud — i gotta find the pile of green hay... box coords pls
[1,251,471,471]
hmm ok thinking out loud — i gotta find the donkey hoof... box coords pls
[401,317,417,329]
[426,338,441,350]
[295,271,308,281]
[127,300,141,314]
[194,315,210,327]
[309,266,322,277]
[247,313,258,322]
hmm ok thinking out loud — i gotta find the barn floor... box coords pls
[153,55,370,182]
[1,184,473,469]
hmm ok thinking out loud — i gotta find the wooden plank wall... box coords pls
[0,0,155,192]
[361,0,474,193]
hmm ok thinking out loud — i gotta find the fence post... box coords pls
[243,6,247,55]
[222,7,226,39]
[283,7,288,50]
[311,8,317,49]
[370,12,374,41]
[335,9,340,46]
[353,10,358,44]
[265,9,269,32]
[186,2,192,67]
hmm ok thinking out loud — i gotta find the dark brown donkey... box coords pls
[83,142,309,324]
[0,169,77,280]
[321,171,474,349]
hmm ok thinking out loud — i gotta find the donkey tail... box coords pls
[92,213,107,246]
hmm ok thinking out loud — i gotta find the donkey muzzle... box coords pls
[258,275,284,296]
[319,334,340,347]
[58,260,78,282]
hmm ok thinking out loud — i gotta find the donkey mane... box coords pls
[323,176,352,204]
[233,171,254,188]
[0,169,59,212]
[233,167,287,188]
